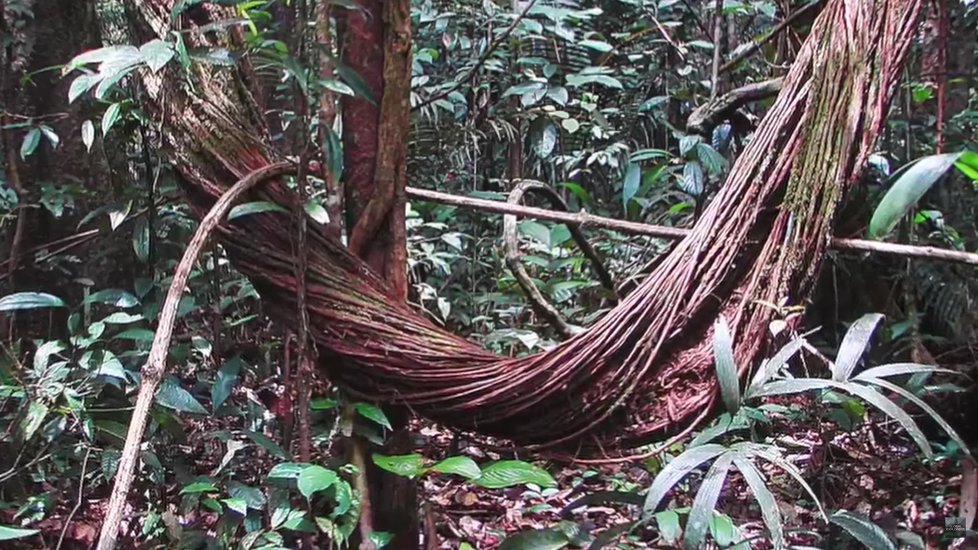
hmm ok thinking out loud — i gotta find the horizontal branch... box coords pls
[406,187,978,267]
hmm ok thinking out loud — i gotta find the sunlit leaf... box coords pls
[228,201,289,220]
[713,316,740,414]
[733,456,784,549]
[431,456,481,479]
[622,162,641,207]
[830,511,896,550]
[833,314,884,382]
[298,465,338,499]
[475,460,556,489]
[0,525,39,541]
[0,292,66,311]
[156,379,208,415]
[684,453,732,550]
[372,453,427,478]
[643,444,727,515]
[20,128,41,159]
[81,120,95,151]
[354,402,391,429]
[869,153,963,239]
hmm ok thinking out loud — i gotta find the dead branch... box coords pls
[504,180,618,338]
[96,162,294,550]
[687,77,783,135]
[408,187,978,267]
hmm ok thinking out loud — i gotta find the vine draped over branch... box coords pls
[125,0,923,455]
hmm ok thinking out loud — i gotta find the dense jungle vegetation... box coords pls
[1,0,978,548]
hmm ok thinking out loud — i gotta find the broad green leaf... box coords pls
[139,39,175,72]
[630,148,671,162]
[298,465,338,499]
[69,45,139,68]
[228,201,289,220]
[335,62,378,104]
[622,162,641,206]
[679,135,703,156]
[519,221,551,247]
[20,128,41,159]
[655,510,682,544]
[371,453,427,478]
[830,511,896,550]
[180,480,219,494]
[713,317,740,414]
[156,379,208,415]
[680,161,705,196]
[643,444,727,515]
[733,456,784,549]
[94,66,136,101]
[684,453,733,550]
[431,456,481,479]
[113,328,155,342]
[369,531,394,548]
[354,402,392,429]
[955,151,978,182]
[696,143,727,175]
[85,288,139,308]
[869,152,963,239]
[498,528,570,550]
[0,292,66,311]
[529,117,558,158]
[319,78,355,96]
[81,120,95,151]
[101,312,143,324]
[475,460,556,489]
[0,525,40,541]
[102,102,122,135]
[833,314,884,382]
[68,74,102,103]
[221,498,245,515]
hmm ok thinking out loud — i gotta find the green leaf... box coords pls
[20,401,49,441]
[228,201,289,220]
[20,128,41,159]
[684,453,732,550]
[0,525,40,541]
[431,456,481,479]
[81,120,96,152]
[474,460,556,489]
[212,356,243,410]
[319,78,355,96]
[643,444,727,515]
[713,316,740,414]
[498,528,570,550]
[622,162,641,207]
[304,200,330,224]
[354,402,391,429]
[748,337,805,395]
[101,103,123,135]
[139,39,175,72]
[68,74,103,103]
[529,117,558,158]
[868,152,963,239]
[578,39,613,52]
[851,362,957,381]
[156,378,208,414]
[519,221,552,248]
[298,464,339,500]
[833,314,884,382]
[696,143,727,176]
[69,45,139,68]
[85,288,139,308]
[656,510,682,544]
[227,480,265,509]
[630,148,671,162]
[830,511,896,550]
[732,456,783,549]
[709,513,740,547]
[369,531,394,548]
[101,312,143,324]
[954,151,978,182]
[335,62,377,104]
[40,126,59,148]
[680,161,705,196]
[180,480,219,494]
[0,292,66,311]
[371,453,427,478]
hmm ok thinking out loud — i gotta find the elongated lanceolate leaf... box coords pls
[643,444,727,515]
[869,152,963,239]
[733,456,784,549]
[0,292,66,311]
[684,453,733,550]
[713,317,740,414]
[830,511,897,550]
[833,314,884,382]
